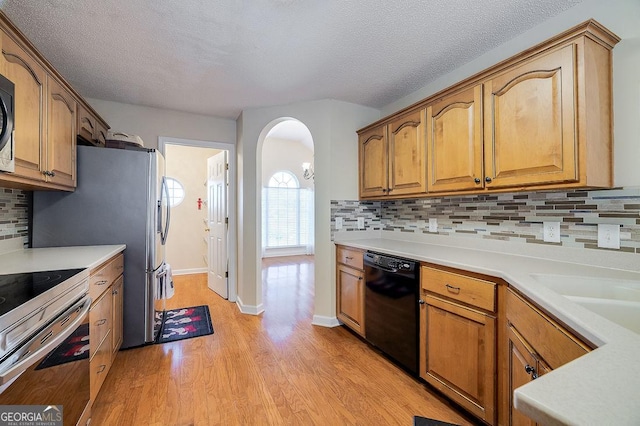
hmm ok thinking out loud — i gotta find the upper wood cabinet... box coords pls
[359,124,388,198]
[0,11,110,190]
[358,20,619,199]
[1,32,47,183]
[46,76,76,188]
[426,85,483,193]
[359,110,426,199]
[77,102,108,147]
[483,44,578,189]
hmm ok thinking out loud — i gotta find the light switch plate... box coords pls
[543,222,561,243]
[335,217,343,230]
[357,217,365,229]
[598,224,620,249]
[428,218,438,233]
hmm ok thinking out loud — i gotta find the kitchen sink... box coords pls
[530,274,640,334]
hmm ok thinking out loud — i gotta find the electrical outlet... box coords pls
[428,218,438,233]
[598,224,620,249]
[357,217,365,229]
[335,217,343,230]
[543,222,561,243]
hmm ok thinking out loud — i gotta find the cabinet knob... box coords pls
[358,276,363,281]
[113,289,118,295]
[49,171,56,177]
[418,299,425,305]
[485,176,492,183]
[382,188,388,193]
[525,364,538,379]
[387,188,393,193]
[474,178,481,184]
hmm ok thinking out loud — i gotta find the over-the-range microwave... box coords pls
[0,73,14,173]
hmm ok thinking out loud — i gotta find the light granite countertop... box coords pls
[334,230,640,426]
[0,239,126,274]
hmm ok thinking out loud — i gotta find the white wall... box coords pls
[262,137,314,190]
[381,0,640,187]
[86,98,236,149]
[165,144,221,273]
[236,100,379,320]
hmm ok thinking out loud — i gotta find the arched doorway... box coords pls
[257,118,315,310]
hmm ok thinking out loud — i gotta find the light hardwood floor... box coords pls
[91,256,476,425]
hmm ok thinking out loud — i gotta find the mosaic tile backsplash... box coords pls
[331,187,640,254]
[0,187,28,247]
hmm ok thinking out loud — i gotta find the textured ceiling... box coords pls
[0,0,582,120]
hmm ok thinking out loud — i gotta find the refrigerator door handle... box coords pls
[160,176,171,245]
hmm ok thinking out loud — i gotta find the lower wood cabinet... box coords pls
[89,252,124,405]
[504,288,592,425]
[336,245,365,336]
[420,264,497,424]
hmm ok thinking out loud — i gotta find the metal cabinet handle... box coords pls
[49,171,55,177]
[112,289,118,295]
[445,284,461,293]
[95,319,107,326]
[387,188,393,192]
[474,178,481,184]
[485,176,492,183]
[95,280,108,286]
[345,256,353,260]
[97,365,106,374]
[418,299,425,305]
[358,276,363,281]
[382,188,388,193]
[525,364,538,379]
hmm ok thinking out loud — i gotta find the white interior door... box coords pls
[207,151,228,298]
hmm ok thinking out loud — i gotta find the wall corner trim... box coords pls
[236,296,265,316]
[312,315,341,327]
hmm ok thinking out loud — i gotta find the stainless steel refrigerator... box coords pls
[31,145,170,349]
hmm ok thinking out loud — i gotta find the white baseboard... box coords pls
[312,315,341,327]
[236,296,265,315]
[172,268,207,276]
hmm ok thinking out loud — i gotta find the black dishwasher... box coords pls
[364,251,419,375]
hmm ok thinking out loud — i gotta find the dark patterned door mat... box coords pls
[157,305,214,344]
[413,416,459,426]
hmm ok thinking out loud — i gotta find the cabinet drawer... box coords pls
[90,332,112,403]
[89,253,124,301]
[90,291,112,357]
[421,264,496,312]
[337,246,364,270]
[506,288,590,369]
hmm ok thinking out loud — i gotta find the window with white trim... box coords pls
[264,171,311,248]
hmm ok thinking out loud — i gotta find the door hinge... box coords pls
[225,271,229,278]
[225,163,229,170]
[225,217,228,225]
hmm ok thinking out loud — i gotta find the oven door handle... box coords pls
[0,296,91,385]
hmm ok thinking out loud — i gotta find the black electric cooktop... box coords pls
[0,269,85,317]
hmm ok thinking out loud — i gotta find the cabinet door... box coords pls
[96,121,108,147]
[1,33,46,181]
[422,295,496,424]
[46,76,76,188]
[359,125,388,198]
[427,85,483,192]
[484,44,577,188]
[388,110,426,196]
[77,103,96,143]
[508,325,537,426]
[336,264,365,336]
[111,275,123,356]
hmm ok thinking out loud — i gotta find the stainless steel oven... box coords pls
[0,269,91,425]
